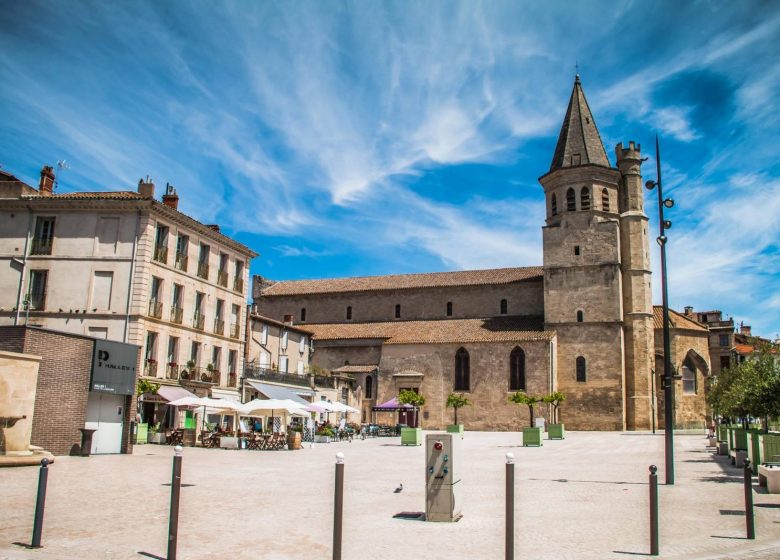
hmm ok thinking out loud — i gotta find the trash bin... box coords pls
[79,428,97,457]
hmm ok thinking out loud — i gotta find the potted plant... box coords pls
[148,422,166,444]
[315,423,335,443]
[398,389,425,446]
[203,362,215,382]
[135,378,159,445]
[543,391,566,440]
[445,393,471,437]
[510,391,543,447]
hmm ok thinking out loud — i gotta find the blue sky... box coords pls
[1,1,779,338]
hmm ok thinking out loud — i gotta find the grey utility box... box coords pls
[425,433,462,522]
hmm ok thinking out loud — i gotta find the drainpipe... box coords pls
[123,208,142,343]
[14,207,34,326]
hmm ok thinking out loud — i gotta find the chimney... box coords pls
[162,183,179,210]
[683,306,693,316]
[740,324,752,336]
[283,314,294,326]
[137,176,155,198]
[39,165,55,195]
[206,224,220,233]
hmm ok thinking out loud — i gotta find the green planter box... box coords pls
[135,422,148,445]
[717,425,729,442]
[401,427,422,446]
[548,423,565,440]
[446,425,464,438]
[733,428,749,451]
[522,426,543,447]
[758,434,780,465]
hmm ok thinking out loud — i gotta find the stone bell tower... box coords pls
[539,75,627,430]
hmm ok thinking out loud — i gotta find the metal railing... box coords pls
[154,246,168,264]
[170,306,183,324]
[233,277,244,293]
[30,238,53,255]
[228,372,237,387]
[217,270,228,287]
[229,323,240,339]
[193,313,205,330]
[174,253,188,271]
[197,262,209,280]
[166,363,179,379]
[213,319,225,335]
[314,375,336,388]
[148,300,163,319]
[144,360,158,376]
[244,366,312,388]
[180,366,217,383]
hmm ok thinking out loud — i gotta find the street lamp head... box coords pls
[656,235,667,246]
[663,220,672,229]
[663,197,675,208]
[645,180,657,191]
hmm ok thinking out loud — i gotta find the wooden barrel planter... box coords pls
[287,431,302,450]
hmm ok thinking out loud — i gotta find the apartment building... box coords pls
[0,167,257,405]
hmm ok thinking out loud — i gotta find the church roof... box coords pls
[549,75,611,172]
[261,266,543,296]
[305,316,553,345]
[653,307,708,332]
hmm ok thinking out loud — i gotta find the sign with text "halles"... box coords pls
[91,338,139,395]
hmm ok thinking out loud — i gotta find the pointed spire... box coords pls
[549,75,611,172]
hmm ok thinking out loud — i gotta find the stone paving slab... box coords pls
[0,431,778,559]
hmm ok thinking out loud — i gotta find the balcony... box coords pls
[179,366,217,383]
[228,372,237,387]
[175,253,188,272]
[153,246,168,264]
[166,363,179,380]
[197,262,209,280]
[144,360,158,376]
[193,313,205,331]
[244,366,312,388]
[213,318,225,335]
[27,290,46,311]
[233,277,244,293]
[30,238,53,255]
[314,375,337,389]
[229,323,240,339]
[217,270,228,287]
[170,306,183,324]
[148,300,163,319]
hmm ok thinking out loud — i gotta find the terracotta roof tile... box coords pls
[262,266,544,296]
[306,316,553,345]
[333,365,379,373]
[22,191,145,200]
[653,307,708,332]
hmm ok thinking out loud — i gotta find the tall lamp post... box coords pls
[645,135,676,485]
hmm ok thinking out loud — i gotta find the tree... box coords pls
[135,378,159,424]
[542,391,566,424]
[446,393,471,425]
[398,389,426,428]
[509,391,541,427]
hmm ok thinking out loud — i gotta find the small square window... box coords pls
[574,245,580,256]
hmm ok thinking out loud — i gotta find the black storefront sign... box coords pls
[90,338,139,395]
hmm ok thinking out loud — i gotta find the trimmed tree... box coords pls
[543,391,566,424]
[509,391,541,427]
[446,393,472,425]
[398,389,426,428]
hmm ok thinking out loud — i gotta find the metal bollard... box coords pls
[649,465,659,556]
[168,446,183,560]
[31,458,50,548]
[506,453,515,560]
[333,452,345,560]
[744,458,755,539]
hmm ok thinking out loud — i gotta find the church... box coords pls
[253,76,712,432]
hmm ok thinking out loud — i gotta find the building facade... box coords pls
[253,76,713,431]
[0,169,256,408]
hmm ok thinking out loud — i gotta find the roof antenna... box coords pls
[56,160,70,191]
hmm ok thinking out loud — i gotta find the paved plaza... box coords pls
[1,431,779,560]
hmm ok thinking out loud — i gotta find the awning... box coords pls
[157,385,197,403]
[246,380,311,406]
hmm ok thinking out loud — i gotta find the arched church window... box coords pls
[682,356,697,394]
[346,306,352,320]
[509,346,526,391]
[455,347,470,391]
[576,310,584,322]
[365,375,373,399]
[602,188,610,211]
[580,187,590,210]
[576,356,587,382]
[300,308,307,322]
[566,188,576,211]
[500,299,508,315]
[551,193,558,216]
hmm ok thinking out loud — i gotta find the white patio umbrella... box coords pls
[241,399,308,432]
[167,396,243,436]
